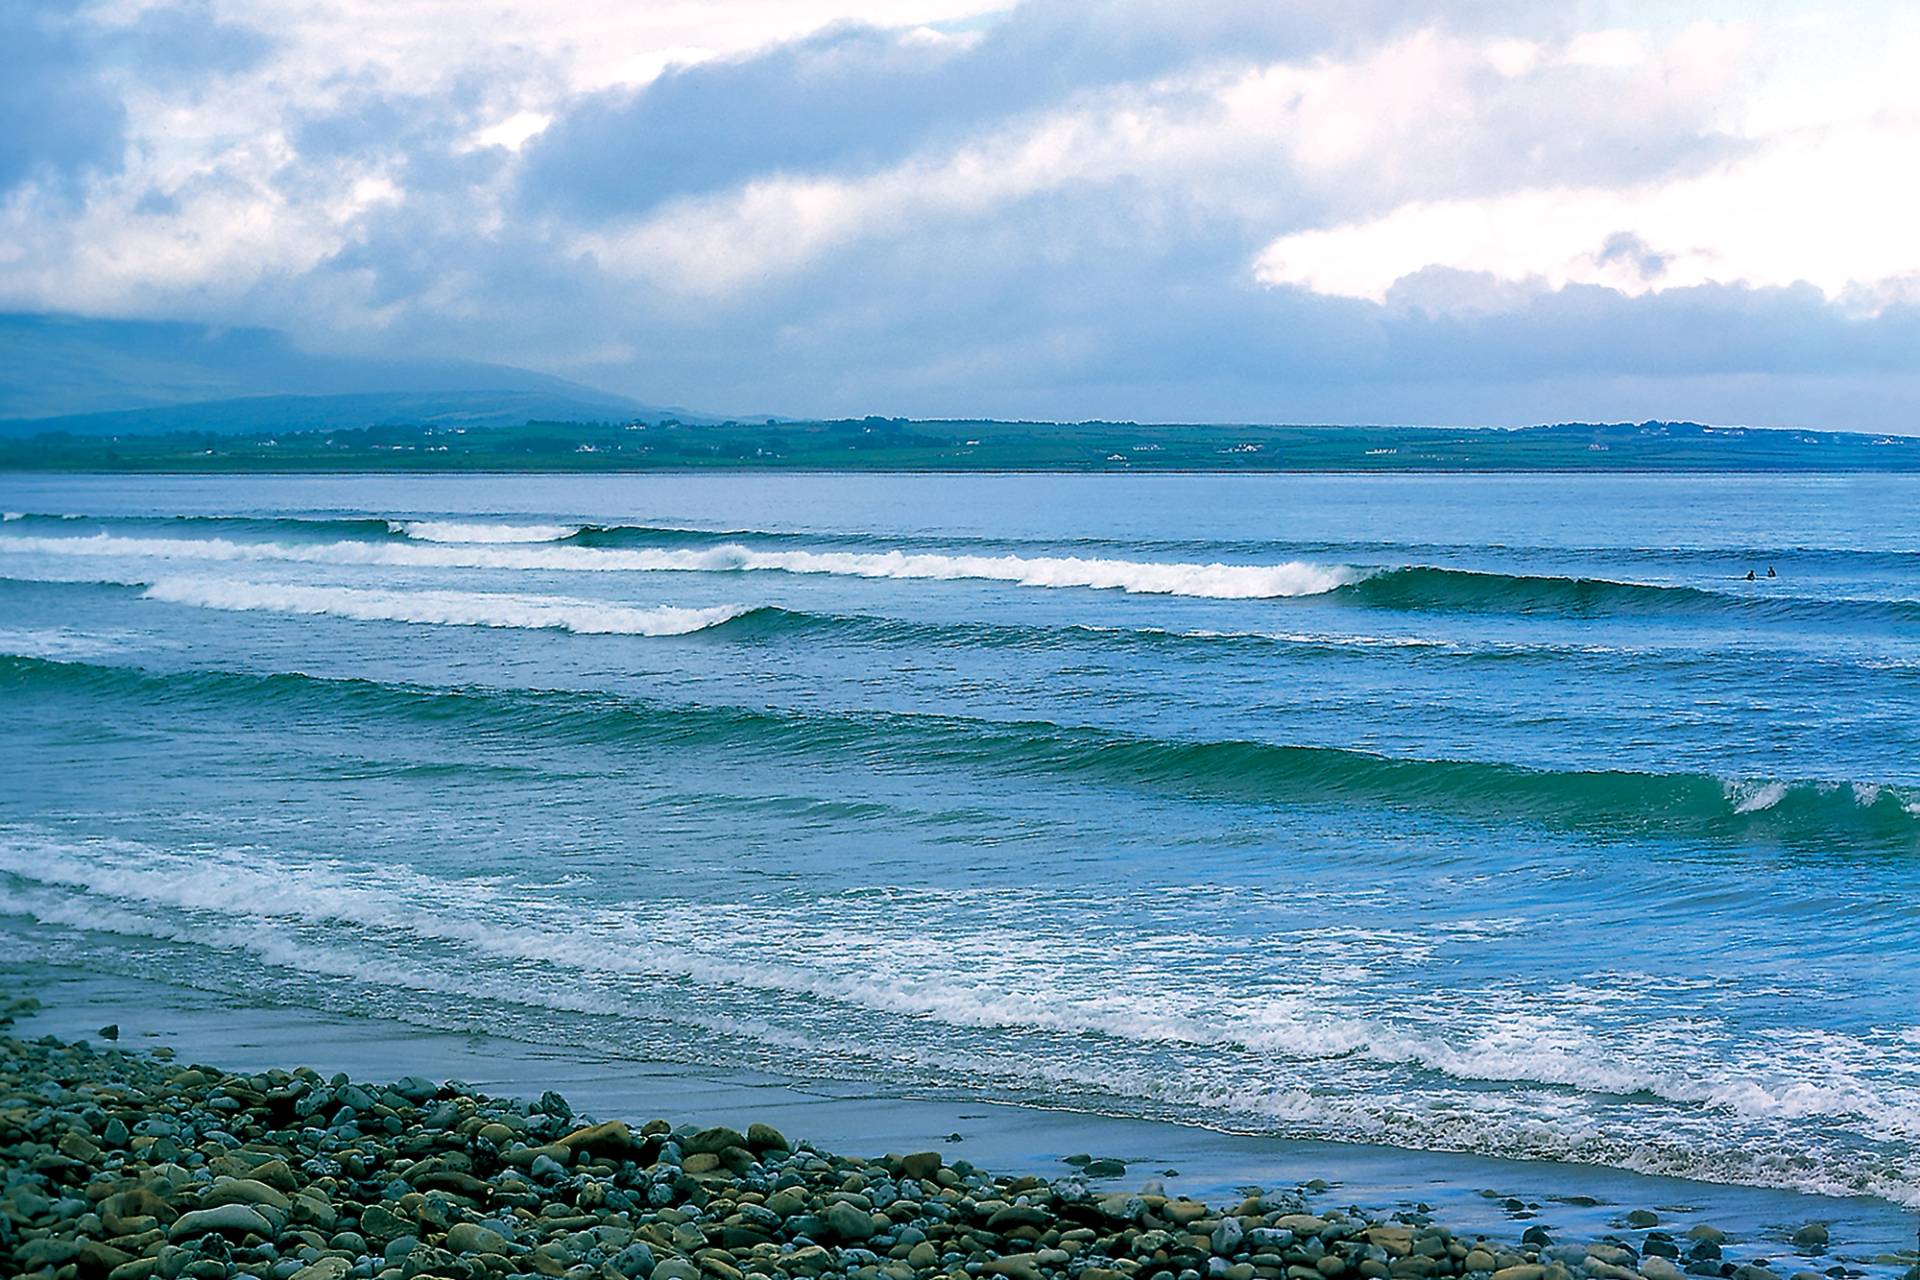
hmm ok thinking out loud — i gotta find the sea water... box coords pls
[1,471,1916,1215]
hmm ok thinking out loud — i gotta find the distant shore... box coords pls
[5,991,1912,1280]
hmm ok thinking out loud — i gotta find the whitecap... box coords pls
[139,578,750,636]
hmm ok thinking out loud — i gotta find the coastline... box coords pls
[6,967,1917,1280]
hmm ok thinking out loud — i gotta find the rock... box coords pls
[357,1204,409,1242]
[288,1262,349,1280]
[1641,1259,1685,1280]
[390,1075,438,1102]
[611,1242,657,1278]
[445,1223,511,1255]
[984,1251,1068,1280]
[1213,1217,1247,1254]
[1791,1225,1828,1248]
[1083,1158,1128,1178]
[766,1187,811,1218]
[204,1178,293,1212]
[16,1238,82,1270]
[651,1261,701,1280]
[683,1125,749,1156]
[746,1121,789,1152]
[557,1119,633,1155]
[168,1204,273,1239]
[1686,1227,1727,1244]
[99,1023,121,1040]
[898,1151,943,1181]
[1626,1212,1661,1229]
[1492,1267,1546,1280]
[825,1199,877,1242]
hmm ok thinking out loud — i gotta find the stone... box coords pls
[1640,1259,1685,1280]
[1491,1267,1546,1280]
[290,1260,351,1280]
[169,1204,274,1239]
[825,1199,878,1242]
[766,1188,811,1218]
[684,1125,748,1156]
[358,1204,410,1241]
[1791,1225,1828,1248]
[746,1121,789,1152]
[391,1076,438,1102]
[898,1151,943,1181]
[445,1223,511,1255]
[205,1178,294,1213]
[1213,1218,1246,1255]
[1083,1158,1128,1178]
[651,1261,701,1280]
[557,1120,633,1155]
[610,1242,657,1278]
[1626,1212,1660,1229]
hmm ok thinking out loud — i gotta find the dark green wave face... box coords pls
[5,653,1914,851]
[2,471,1919,1218]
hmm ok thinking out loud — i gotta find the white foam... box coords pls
[391,520,580,543]
[0,532,1358,599]
[1,512,21,522]
[1727,780,1790,813]
[5,830,1920,1206]
[139,578,751,636]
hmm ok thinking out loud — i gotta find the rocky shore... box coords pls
[4,1012,1911,1280]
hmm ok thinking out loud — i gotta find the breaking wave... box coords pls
[138,579,753,635]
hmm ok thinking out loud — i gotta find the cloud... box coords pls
[0,2,126,196]
[97,1,276,86]
[1,0,1917,429]
[515,0,1549,221]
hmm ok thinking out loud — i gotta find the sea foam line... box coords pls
[139,578,752,636]
[3,831,1917,1142]
[390,520,581,543]
[0,532,1358,598]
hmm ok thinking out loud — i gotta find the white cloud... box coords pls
[3,0,1918,426]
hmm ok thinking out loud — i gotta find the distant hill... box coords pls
[3,391,650,438]
[0,313,708,432]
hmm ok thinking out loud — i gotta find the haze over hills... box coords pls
[3,312,1917,472]
[0,313,711,433]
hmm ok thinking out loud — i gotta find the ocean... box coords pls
[1,471,1916,1219]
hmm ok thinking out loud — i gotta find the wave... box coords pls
[137,579,754,636]
[391,520,582,543]
[0,532,1358,599]
[11,528,1920,621]
[1332,564,1920,624]
[5,830,1918,1207]
[4,654,1914,848]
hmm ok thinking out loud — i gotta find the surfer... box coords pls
[1767,565,1777,577]
[1746,569,1756,580]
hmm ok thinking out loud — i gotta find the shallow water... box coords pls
[1,472,1917,1214]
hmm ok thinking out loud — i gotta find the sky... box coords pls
[3,0,1918,428]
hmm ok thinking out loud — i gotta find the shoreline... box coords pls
[6,968,1917,1280]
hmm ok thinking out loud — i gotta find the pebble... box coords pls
[0,1020,1851,1280]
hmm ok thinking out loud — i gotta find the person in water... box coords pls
[1747,569,1757,580]
[1768,565,1777,577]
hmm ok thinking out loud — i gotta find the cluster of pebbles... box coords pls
[5,1012,1913,1280]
